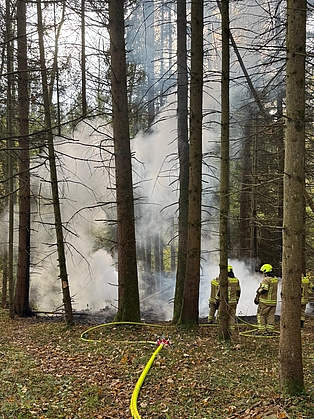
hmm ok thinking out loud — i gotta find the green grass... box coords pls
[1,309,314,418]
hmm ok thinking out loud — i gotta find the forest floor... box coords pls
[1,309,314,419]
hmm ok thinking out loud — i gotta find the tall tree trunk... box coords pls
[160,0,165,107]
[81,0,87,117]
[279,0,306,395]
[4,0,15,315]
[173,0,189,323]
[218,0,230,341]
[109,0,140,322]
[252,117,258,260]
[49,1,66,136]
[14,0,32,317]
[179,0,203,327]
[37,0,74,326]
[2,251,8,309]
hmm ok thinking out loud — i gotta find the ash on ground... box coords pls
[71,305,163,325]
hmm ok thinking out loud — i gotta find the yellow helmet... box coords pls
[260,264,273,274]
[228,265,233,272]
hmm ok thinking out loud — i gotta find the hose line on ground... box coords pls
[239,328,280,338]
[80,321,170,419]
[234,316,280,338]
[80,321,164,343]
[130,343,164,419]
[80,318,277,419]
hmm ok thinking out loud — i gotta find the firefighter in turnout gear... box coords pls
[208,265,241,330]
[208,276,220,323]
[254,264,278,334]
[226,265,241,333]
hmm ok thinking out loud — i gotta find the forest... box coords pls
[0,0,312,405]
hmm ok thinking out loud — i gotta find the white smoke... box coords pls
[30,120,118,312]
[25,84,282,320]
[199,259,263,319]
[26,108,216,317]
[27,109,269,320]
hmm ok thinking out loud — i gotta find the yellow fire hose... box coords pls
[80,321,169,419]
[80,317,278,418]
[80,321,162,343]
[239,328,280,338]
[129,343,164,419]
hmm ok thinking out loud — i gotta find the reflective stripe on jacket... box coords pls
[209,276,240,304]
[258,276,278,306]
[228,277,241,304]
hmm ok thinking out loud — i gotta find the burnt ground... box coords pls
[33,306,279,327]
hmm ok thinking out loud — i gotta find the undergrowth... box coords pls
[1,309,314,418]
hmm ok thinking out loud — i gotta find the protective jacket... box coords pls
[257,275,278,306]
[211,274,241,303]
[228,275,241,304]
[209,277,220,303]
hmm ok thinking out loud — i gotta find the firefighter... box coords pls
[208,265,241,329]
[208,276,220,324]
[254,264,278,334]
[226,265,241,333]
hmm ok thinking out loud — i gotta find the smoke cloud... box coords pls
[19,109,276,320]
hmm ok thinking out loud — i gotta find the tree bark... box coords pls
[5,0,14,315]
[173,0,189,323]
[14,0,32,317]
[81,0,87,117]
[109,0,140,322]
[179,0,203,327]
[279,0,306,395]
[218,0,231,341]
